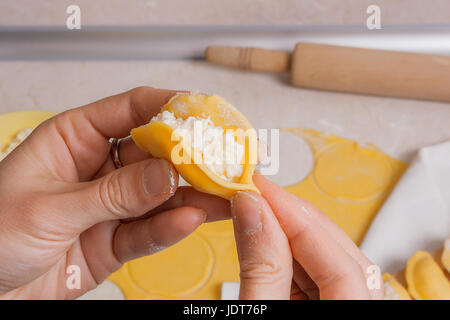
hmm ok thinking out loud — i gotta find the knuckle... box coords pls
[288,224,309,245]
[128,86,154,124]
[98,173,129,218]
[240,260,286,285]
[15,194,68,241]
[54,109,79,129]
[18,193,42,218]
[131,86,152,96]
[11,193,51,235]
[319,263,363,290]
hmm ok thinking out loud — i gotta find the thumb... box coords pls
[62,158,177,230]
[231,191,293,300]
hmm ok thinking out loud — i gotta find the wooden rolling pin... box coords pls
[205,43,450,102]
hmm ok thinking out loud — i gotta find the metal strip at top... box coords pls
[0,25,449,60]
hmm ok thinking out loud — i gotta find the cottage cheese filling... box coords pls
[150,111,244,181]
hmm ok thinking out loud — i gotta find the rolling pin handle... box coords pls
[205,45,291,73]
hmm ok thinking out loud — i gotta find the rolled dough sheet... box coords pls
[284,129,408,245]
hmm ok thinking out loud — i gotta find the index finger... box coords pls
[254,175,370,299]
[80,86,179,138]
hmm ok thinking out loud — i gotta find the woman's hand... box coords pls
[231,175,384,300]
[0,87,230,299]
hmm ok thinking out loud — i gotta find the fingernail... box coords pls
[231,191,262,235]
[142,159,176,196]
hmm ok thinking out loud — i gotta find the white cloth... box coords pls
[361,140,450,273]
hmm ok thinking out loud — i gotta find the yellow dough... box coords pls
[406,250,450,300]
[126,234,214,298]
[0,111,55,153]
[382,273,411,300]
[284,129,408,244]
[314,142,392,201]
[109,220,240,299]
[131,93,259,200]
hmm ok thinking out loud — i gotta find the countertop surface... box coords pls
[0,60,449,165]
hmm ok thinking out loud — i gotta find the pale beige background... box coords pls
[0,0,449,26]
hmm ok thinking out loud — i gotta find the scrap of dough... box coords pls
[406,250,450,300]
[382,273,411,300]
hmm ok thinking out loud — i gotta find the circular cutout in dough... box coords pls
[262,130,314,186]
[313,142,392,202]
[127,234,214,298]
